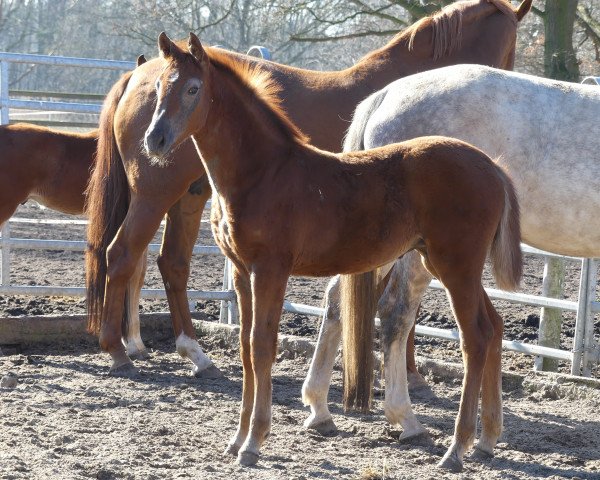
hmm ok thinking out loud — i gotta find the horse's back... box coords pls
[0,123,95,215]
[356,64,600,257]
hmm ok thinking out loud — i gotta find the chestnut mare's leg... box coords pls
[123,249,149,359]
[302,251,431,432]
[379,252,433,442]
[235,263,289,466]
[100,194,170,372]
[158,182,221,377]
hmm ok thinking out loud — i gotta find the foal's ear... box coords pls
[158,32,173,58]
[136,54,147,67]
[188,32,206,64]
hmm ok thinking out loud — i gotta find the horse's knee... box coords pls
[157,252,189,290]
[322,276,341,325]
[106,242,136,283]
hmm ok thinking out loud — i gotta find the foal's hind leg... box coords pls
[123,248,150,359]
[302,276,341,434]
[380,251,432,442]
[437,280,495,472]
[158,184,220,377]
[473,291,504,459]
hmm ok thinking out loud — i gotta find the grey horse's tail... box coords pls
[342,88,388,152]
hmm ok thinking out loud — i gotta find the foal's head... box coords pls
[144,32,212,160]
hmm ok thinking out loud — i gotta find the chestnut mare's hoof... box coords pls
[471,447,494,462]
[194,364,224,379]
[128,348,150,361]
[237,450,259,467]
[438,451,463,473]
[306,417,337,436]
[398,430,433,447]
[108,361,139,378]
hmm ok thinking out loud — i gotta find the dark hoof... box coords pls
[398,431,433,447]
[128,348,151,361]
[108,361,139,378]
[307,418,338,436]
[438,452,463,473]
[194,364,224,379]
[471,447,494,462]
[237,450,259,466]
[224,443,239,457]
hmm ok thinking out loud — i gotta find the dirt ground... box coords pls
[1,202,599,479]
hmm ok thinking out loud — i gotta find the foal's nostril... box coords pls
[158,136,165,149]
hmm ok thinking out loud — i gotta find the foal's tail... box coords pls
[340,271,378,413]
[85,70,134,335]
[490,167,522,291]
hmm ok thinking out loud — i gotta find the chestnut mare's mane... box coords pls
[402,0,518,61]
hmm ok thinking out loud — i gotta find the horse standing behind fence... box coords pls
[303,63,600,448]
[144,32,522,472]
[0,121,153,355]
[86,0,532,375]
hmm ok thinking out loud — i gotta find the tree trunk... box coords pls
[544,0,580,81]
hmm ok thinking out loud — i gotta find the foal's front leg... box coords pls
[237,265,288,466]
[225,266,253,457]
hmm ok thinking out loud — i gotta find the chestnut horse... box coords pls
[0,122,157,356]
[303,64,600,442]
[0,123,95,219]
[86,0,533,375]
[144,32,522,472]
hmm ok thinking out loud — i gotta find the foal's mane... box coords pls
[405,0,518,60]
[201,46,309,145]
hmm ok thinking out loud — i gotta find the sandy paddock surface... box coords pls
[0,202,599,479]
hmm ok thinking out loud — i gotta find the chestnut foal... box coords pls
[143,33,522,472]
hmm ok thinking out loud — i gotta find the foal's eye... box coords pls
[188,86,199,95]
[155,79,160,90]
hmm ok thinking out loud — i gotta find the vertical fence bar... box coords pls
[0,61,10,287]
[1,222,10,288]
[0,60,9,125]
[219,259,230,323]
[535,257,565,371]
[572,259,593,375]
[582,259,599,376]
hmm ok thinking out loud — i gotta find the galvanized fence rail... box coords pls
[0,51,598,377]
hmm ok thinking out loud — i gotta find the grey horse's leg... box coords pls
[379,251,433,440]
[302,276,341,434]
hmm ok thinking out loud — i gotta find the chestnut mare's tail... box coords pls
[340,271,377,413]
[85,70,134,336]
[490,166,522,291]
[339,90,389,413]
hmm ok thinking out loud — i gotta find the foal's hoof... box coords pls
[306,417,337,436]
[237,450,259,467]
[471,447,494,462]
[108,361,139,378]
[438,451,463,473]
[224,443,239,457]
[128,348,151,361]
[193,364,224,379]
[398,430,433,447]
